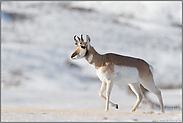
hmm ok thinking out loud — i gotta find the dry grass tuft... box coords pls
[102,117,107,120]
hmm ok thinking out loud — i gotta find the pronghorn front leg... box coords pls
[105,80,114,111]
[99,82,118,110]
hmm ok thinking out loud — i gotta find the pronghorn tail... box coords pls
[149,64,154,75]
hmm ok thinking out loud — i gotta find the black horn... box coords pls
[81,34,84,42]
[77,36,81,42]
[74,35,79,44]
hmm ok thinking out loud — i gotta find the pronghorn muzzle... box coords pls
[71,49,79,59]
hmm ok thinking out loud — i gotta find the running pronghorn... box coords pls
[71,34,165,113]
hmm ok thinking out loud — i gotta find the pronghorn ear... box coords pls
[86,35,91,43]
[85,35,91,49]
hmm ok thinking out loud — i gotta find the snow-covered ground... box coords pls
[1,86,182,122]
[1,1,182,121]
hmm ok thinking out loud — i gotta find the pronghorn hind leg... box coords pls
[140,78,165,113]
[128,82,144,112]
[99,82,118,110]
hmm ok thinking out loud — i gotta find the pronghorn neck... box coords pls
[85,46,103,69]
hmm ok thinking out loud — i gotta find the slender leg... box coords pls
[105,80,113,111]
[128,82,144,112]
[141,78,165,113]
[99,82,118,109]
[155,89,165,113]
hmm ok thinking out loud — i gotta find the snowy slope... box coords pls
[1,1,182,91]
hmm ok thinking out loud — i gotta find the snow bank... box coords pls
[1,1,182,90]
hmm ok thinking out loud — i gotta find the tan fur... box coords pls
[71,44,86,59]
[85,46,152,79]
[71,48,80,58]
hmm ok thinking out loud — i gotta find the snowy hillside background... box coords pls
[2,1,182,90]
[1,2,182,121]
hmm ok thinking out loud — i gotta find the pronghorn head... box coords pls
[71,34,91,60]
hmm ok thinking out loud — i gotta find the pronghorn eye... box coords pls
[81,46,86,49]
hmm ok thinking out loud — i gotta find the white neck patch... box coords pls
[88,54,93,63]
[87,43,90,50]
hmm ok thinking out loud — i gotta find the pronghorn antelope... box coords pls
[71,34,165,113]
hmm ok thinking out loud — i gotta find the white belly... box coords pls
[96,65,140,84]
[113,65,140,84]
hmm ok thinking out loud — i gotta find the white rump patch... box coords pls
[88,54,93,63]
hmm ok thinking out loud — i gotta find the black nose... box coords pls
[71,53,75,59]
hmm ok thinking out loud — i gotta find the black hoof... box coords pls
[116,104,118,109]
